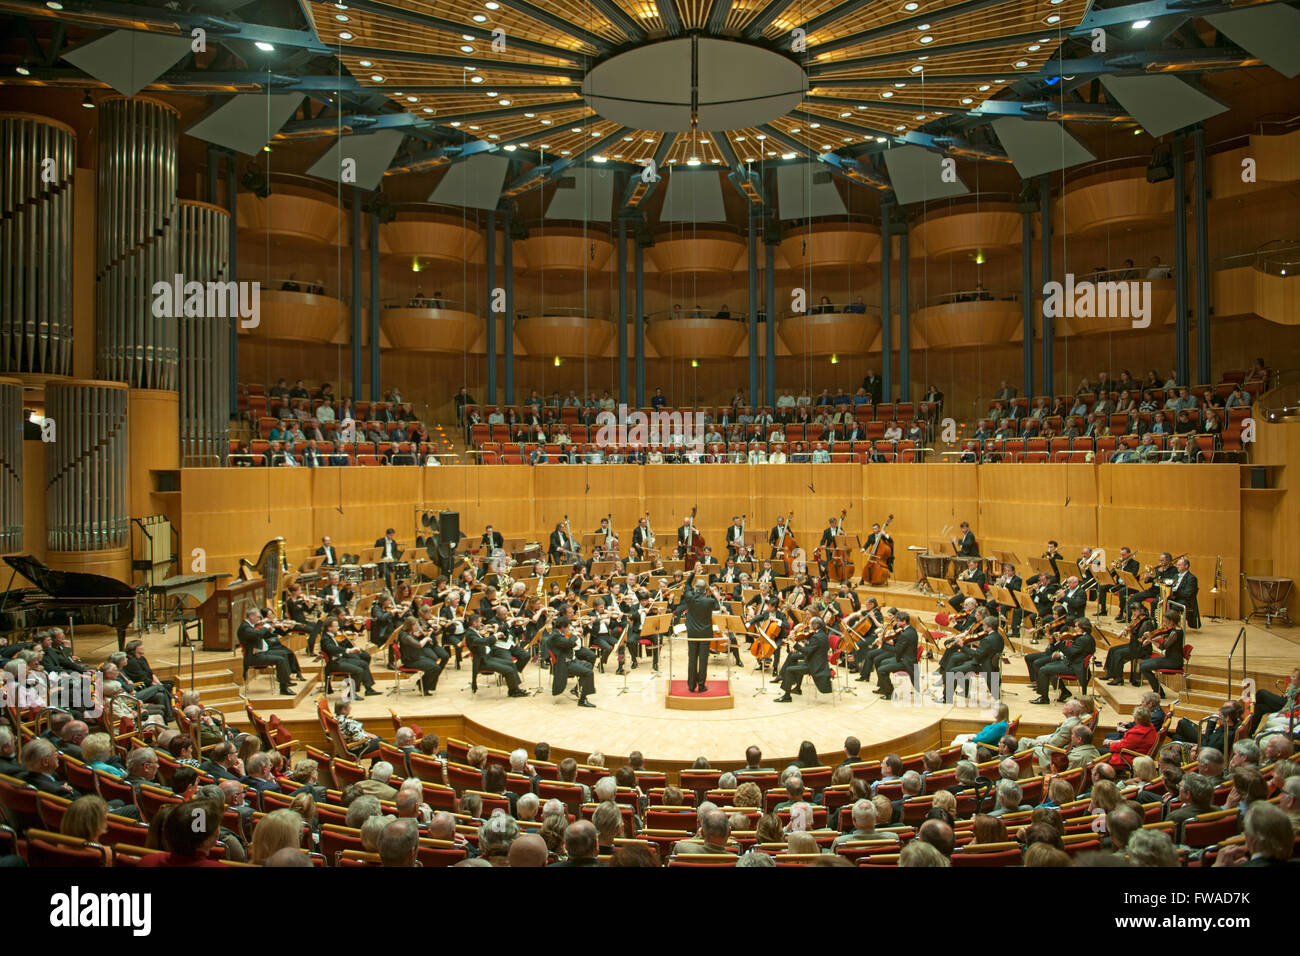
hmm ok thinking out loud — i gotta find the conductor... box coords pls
[675,571,722,693]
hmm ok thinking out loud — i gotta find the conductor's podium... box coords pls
[666,679,735,711]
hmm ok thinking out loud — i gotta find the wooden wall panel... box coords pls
[179,468,315,575]
[977,464,1099,566]
[863,463,980,581]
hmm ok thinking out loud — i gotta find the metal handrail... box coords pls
[1227,627,1246,703]
[928,290,1021,306]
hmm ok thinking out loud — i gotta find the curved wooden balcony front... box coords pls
[1055,276,1177,335]
[380,306,485,352]
[514,312,615,357]
[647,229,746,278]
[1212,263,1299,326]
[236,186,342,246]
[515,226,613,276]
[1055,164,1174,237]
[244,289,345,344]
[908,203,1021,260]
[645,315,748,360]
[778,309,882,357]
[779,221,881,270]
[913,295,1022,349]
[380,212,486,266]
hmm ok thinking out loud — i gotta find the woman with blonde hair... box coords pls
[1088,779,1122,815]
[61,794,113,863]
[250,808,304,865]
[290,791,320,845]
[1124,755,1158,791]
[80,733,125,778]
[733,781,762,809]
[931,789,957,816]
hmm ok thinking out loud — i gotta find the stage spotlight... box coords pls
[1146,146,1174,183]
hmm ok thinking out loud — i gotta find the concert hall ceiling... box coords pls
[0,0,1294,209]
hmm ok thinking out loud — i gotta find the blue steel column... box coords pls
[1173,134,1189,386]
[747,213,759,404]
[1192,128,1211,386]
[225,152,238,417]
[880,196,893,400]
[350,189,363,398]
[503,211,515,404]
[634,240,645,408]
[369,210,380,403]
[1039,175,1052,395]
[1021,204,1035,397]
[764,241,776,407]
[898,224,910,402]
[617,217,629,406]
[485,210,497,404]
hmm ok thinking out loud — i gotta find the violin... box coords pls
[1138,623,1175,650]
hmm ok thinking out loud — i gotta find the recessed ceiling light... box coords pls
[461,45,474,53]
[736,135,746,141]
[920,35,933,43]
[917,23,931,30]
[46,1,63,8]
[809,122,820,128]
[485,1,499,8]
[857,105,867,110]
[1014,60,1029,68]
[840,111,851,117]
[782,152,797,159]
[895,125,906,131]
[903,1,919,9]
[359,59,372,67]
[541,118,552,124]
[1046,14,1060,23]
[338,32,352,40]
[895,82,906,87]
[687,157,700,166]
[525,112,536,118]
[16,64,30,75]
[486,91,498,96]
[561,150,571,155]
[915,114,926,120]
[406,96,418,102]
[471,75,484,83]
[756,134,766,140]
[255,41,275,52]
[371,74,385,82]
[978,84,991,91]
[423,107,434,113]
[1132,19,1151,29]
[591,131,600,137]
[910,65,923,72]
[505,144,517,151]
[335,13,349,21]
[643,136,654,141]
[875,136,887,142]
[594,155,608,163]
[571,126,582,132]
[469,125,480,130]
[450,121,461,126]
[499,99,511,105]
[462,34,474,41]
[790,126,800,132]
[488,133,499,139]
[881,91,894,98]
[473,14,487,22]
[961,97,973,104]
[1027,44,1041,52]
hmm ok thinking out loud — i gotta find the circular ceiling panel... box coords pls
[582,37,807,133]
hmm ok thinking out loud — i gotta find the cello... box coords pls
[863,514,895,586]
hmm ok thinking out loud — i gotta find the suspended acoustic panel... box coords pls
[776,162,848,221]
[1099,75,1229,140]
[991,118,1095,179]
[95,97,179,390]
[659,168,728,222]
[177,200,231,467]
[545,167,616,220]
[0,113,75,375]
[61,30,192,98]
[882,145,970,205]
[306,129,405,192]
[1206,6,1300,78]
[427,152,510,209]
[45,380,130,551]
[185,92,305,156]
[0,378,21,553]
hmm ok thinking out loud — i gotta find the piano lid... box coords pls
[3,555,136,598]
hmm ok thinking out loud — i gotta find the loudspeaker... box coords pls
[1250,467,1268,489]
[438,511,460,543]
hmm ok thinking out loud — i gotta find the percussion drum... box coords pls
[393,562,412,581]
[517,543,543,564]
[339,564,363,584]
[361,563,379,581]
[1244,576,1293,628]
[917,553,949,581]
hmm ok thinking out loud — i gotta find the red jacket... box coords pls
[1107,722,1159,766]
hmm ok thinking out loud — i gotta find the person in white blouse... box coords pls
[487,409,505,424]
[883,421,903,442]
[647,449,664,464]
[747,446,767,465]
[768,445,788,464]
[810,443,831,463]
[316,402,335,423]
[776,389,796,409]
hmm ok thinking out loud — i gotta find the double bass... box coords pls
[818,508,853,583]
[863,514,895,586]
[684,504,706,571]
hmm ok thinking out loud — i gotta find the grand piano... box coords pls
[0,555,138,651]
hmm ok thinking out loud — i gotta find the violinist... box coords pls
[1103,602,1154,687]
[465,612,527,697]
[236,609,302,696]
[618,585,652,671]
[948,558,987,611]
[396,615,444,696]
[1137,609,1184,699]
[439,590,466,669]
[320,619,378,696]
[775,617,833,703]
[284,582,323,654]
[585,594,619,672]
[1099,546,1140,618]
[1025,603,1070,686]
[863,522,894,573]
[934,597,982,673]
[1029,617,1096,704]
[871,610,919,699]
[935,615,1004,704]
[833,581,860,613]
[548,620,596,708]
[993,563,1023,637]
[369,594,400,661]
[725,516,746,558]
[487,604,530,674]
[318,571,353,617]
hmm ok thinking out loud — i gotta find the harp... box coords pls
[237,537,289,606]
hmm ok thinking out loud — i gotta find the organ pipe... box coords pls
[177,200,231,466]
[45,381,129,551]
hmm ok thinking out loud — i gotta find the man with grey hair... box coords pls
[0,726,20,776]
[1229,738,1260,769]
[479,812,520,863]
[1127,827,1179,866]
[989,779,1028,817]
[1261,734,1294,763]
[541,798,566,819]
[516,792,540,821]
[832,799,898,849]
[1023,698,1084,770]
[998,757,1021,781]
[361,813,395,852]
[673,807,733,855]
[548,819,601,867]
[1106,804,1143,851]
[1196,747,1224,786]
[718,771,737,789]
[355,760,398,800]
[1214,802,1294,866]
[1168,772,1215,834]
[593,775,618,803]
[1277,776,1300,830]
[123,747,159,795]
[736,849,775,867]
[509,747,539,789]
[241,751,281,795]
[787,801,814,832]
[345,794,384,829]
[774,772,805,810]
[887,770,925,824]
[56,720,89,761]
[379,818,420,867]
[394,726,416,750]
[591,801,623,853]
[948,760,995,814]
[1066,723,1101,769]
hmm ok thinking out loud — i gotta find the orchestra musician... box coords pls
[1042,540,1063,579]
[1103,601,1155,687]
[755,560,775,585]
[819,515,842,550]
[596,518,619,558]
[1077,547,1102,602]
[369,594,400,659]
[465,612,528,697]
[487,604,531,674]
[618,584,653,671]
[1029,617,1096,703]
[1170,557,1200,629]
[934,597,983,673]
[631,517,655,560]
[871,610,919,699]
[863,522,894,572]
[1137,609,1185,698]
[548,620,596,708]
[993,563,1024,637]
[774,617,833,702]
[749,594,791,676]
[832,581,860,614]
[1061,575,1088,622]
[585,594,620,671]
[842,597,883,674]
[374,528,401,588]
[481,525,505,551]
[315,536,339,566]
[934,615,1004,703]
[1025,603,1069,685]
[676,514,697,557]
[725,516,746,559]
[1125,552,1176,621]
[548,522,580,564]
[952,521,979,558]
[396,616,444,695]
[284,582,323,653]
[675,572,723,693]
[1099,547,1140,618]
[320,619,378,696]
[439,591,466,669]
[948,558,988,610]
[237,609,302,696]
[768,514,792,558]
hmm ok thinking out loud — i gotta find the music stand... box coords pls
[989,586,1015,609]
[959,580,986,602]
[611,630,632,695]
[928,576,956,597]
[640,614,672,683]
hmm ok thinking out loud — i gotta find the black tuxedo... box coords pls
[676,588,720,691]
[725,525,746,555]
[1098,557,1139,615]
[481,531,504,550]
[954,530,978,558]
[819,526,841,549]
[941,629,1004,700]
[549,530,579,562]
[1036,632,1095,696]
[548,630,595,700]
[1170,571,1200,628]
[321,630,375,692]
[1140,626,1185,693]
[631,525,652,556]
[1061,584,1088,621]
[465,626,520,693]
[236,620,297,692]
[875,626,919,696]
[781,629,833,694]
[948,567,988,610]
[398,630,444,694]
[1104,616,1153,683]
